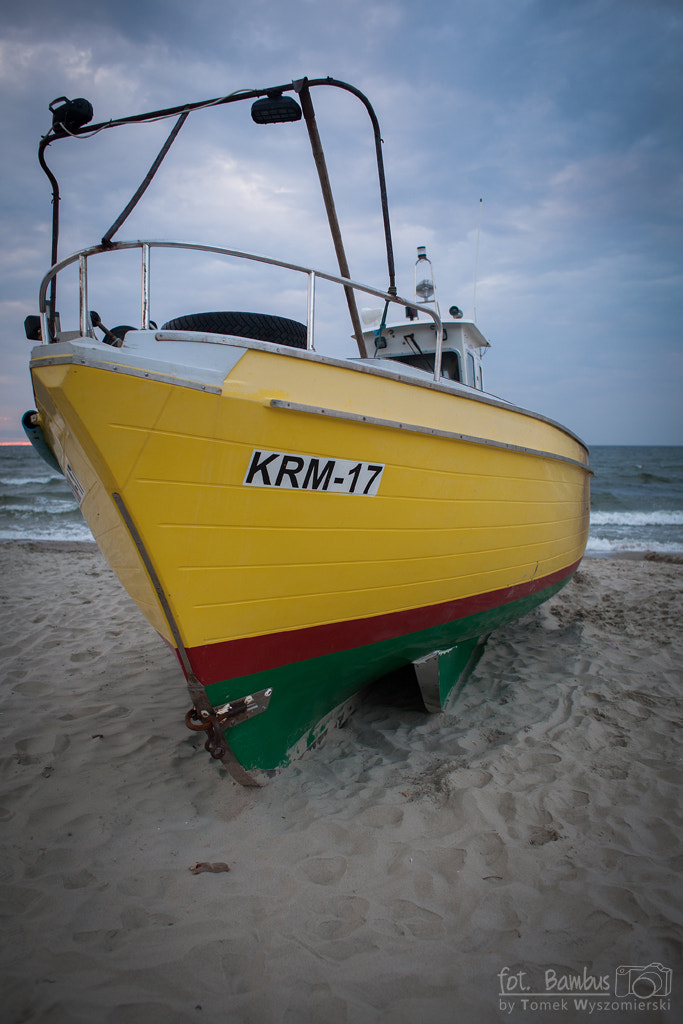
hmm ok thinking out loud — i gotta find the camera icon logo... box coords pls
[615,964,672,999]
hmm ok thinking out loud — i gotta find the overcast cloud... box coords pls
[1,0,681,444]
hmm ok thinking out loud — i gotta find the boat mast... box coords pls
[296,81,369,357]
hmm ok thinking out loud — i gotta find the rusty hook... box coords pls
[184,706,228,760]
[185,706,210,732]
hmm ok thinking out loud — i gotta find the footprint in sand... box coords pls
[315,895,370,939]
[387,898,444,939]
[415,846,467,884]
[299,855,347,885]
[63,868,98,890]
[471,830,508,873]
[528,825,564,846]
[70,649,102,663]
[357,805,404,828]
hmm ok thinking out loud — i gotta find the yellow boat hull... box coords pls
[30,338,590,774]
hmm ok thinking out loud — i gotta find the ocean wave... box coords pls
[0,474,63,487]
[638,471,671,484]
[590,510,683,527]
[586,536,683,555]
[2,499,81,516]
[0,522,93,542]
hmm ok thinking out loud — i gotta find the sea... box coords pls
[1,443,682,556]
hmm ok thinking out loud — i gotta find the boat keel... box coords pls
[412,635,490,713]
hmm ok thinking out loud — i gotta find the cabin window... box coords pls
[467,351,476,386]
[477,365,483,390]
[441,352,461,381]
[393,352,435,374]
[391,351,461,381]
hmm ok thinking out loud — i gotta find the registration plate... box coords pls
[243,449,385,496]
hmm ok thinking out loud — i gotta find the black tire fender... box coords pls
[160,311,308,349]
[103,325,135,347]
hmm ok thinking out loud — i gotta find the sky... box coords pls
[1,0,681,445]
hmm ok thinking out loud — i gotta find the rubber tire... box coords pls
[160,311,308,349]
[103,325,135,347]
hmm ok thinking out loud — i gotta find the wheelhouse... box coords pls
[362,317,490,389]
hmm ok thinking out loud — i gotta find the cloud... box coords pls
[1,0,681,444]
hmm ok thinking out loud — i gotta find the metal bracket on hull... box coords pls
[185,707,264,787]
[191,689,272,786]
[213,688,273,729]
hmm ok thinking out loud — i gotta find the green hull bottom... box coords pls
[204,576,570,772]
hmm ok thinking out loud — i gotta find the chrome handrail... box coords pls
[38,239,445,380]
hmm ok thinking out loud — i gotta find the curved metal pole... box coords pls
[38,137,60,340]
[38,75,398,303]
[305,78,396,296]
[38,239,442,368]
[101,110,189,246]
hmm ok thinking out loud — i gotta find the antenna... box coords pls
[472,197,482,322]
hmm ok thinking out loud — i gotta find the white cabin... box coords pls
[361,316,490,391]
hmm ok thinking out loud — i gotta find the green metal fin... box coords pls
[412,635,490,712]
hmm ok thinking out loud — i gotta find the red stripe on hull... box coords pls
[185,560,581,686]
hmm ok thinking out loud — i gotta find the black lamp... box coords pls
[251,92,302,124]
[49,96,94,135]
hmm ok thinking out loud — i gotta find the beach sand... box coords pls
[1,543,681,1023]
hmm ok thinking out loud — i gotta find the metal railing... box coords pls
[38,239,445,380]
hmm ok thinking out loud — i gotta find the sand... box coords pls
[0,543,681,1024]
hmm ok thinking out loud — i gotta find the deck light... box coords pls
[251,93,302,124]
[415,279,434,301]
[49,96,94,136]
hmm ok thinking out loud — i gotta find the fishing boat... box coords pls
[23,77,590,784]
